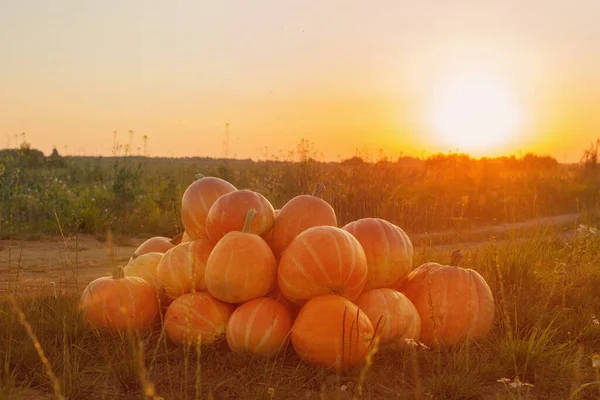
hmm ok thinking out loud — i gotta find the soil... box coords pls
[0,212,583,293]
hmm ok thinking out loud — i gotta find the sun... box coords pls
[429,72,520,153]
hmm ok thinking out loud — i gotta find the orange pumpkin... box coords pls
[270,184,337,259]
[164,292,234,346]
[277,226,368,305]
[226,297,293,357]
[205,189,275,244]
[79,266,159,332]
[292,295,374,370]
[398,262,495,347]
[354,288,421,347]
[205,210,277,303]
[123,252,163,290]
[132,236,174,260]
[181,175,237,240]
[156,239,214,302]
[342,218,413,291]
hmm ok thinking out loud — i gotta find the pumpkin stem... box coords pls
[113,265,125,280]
[450,249,463,266]
[311,183,325,198]
[194,173,205,181]
[242,209,258,233]
[170,232,183,245]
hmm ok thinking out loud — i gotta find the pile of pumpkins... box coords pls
[79,176,495,371]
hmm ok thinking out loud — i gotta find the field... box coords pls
[2,143,600,399]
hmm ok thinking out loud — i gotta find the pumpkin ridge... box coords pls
[253,304,279,353]
[326,230,344,283]
[244,298,264,350]
[380,290,392,341]
[290,255,320,287]
[302,236,332,284]
[378,220,392,283]
[224,249,237,302]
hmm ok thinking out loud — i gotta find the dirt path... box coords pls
[0,212,584,293]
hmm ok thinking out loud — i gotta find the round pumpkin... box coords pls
[79,266,159,332]
[164,292,234,346]
[292,295,374,370]
[205,210,277,303]
[398,262,495,347]
[270,184,337,259]
[342,218,413,291]
[226,297,293,357]
[277,226,368,305]
[132,236,174,260]
[354,288,421,347]
[123,252,163,290]
[205,189,275,243]
[156,239,214,302]
[181,175,237,240]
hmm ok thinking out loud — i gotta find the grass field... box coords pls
[2,143,600,399]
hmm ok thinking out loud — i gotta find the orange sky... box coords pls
[1,1,599,162]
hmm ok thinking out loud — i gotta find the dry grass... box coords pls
[2,226,600,400]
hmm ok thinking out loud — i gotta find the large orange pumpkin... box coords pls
[354,288,421,347]
[398,262,495,347]
[156,239,214,302]
[226,297,293,357]
[342,218,413,291]
[164,292,234,346]
[277,226,368,305]
[181,175,237,240]
[270,184,337,259]
[205,210,277,303]
[205,190,275,243]
[292,295,374,370]
[123,252,163,290]
[79,266,159,332]
[132,236,174,260]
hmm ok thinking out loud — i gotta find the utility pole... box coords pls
[143,135,148,157]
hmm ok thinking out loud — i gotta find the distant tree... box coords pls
[48,146,66,168]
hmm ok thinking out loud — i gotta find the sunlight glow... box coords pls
[430,72,521,153]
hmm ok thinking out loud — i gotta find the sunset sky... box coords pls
[1,1,599,162]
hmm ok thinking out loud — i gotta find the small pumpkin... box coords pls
[292,295,374,371]
[270,183,337,259]
[277,226,368,305]
[226,297,293,357]
[123,252,163,290]
[205,189,276,243]
[79,266,159,332]
[131,236,174,260]
[354,288,421,347]
[205,209,277,303]
[181,175,237,240]
[164,292,234,346]
[398,262,495,347]
[342,218,413,291]
[156,239,214,302]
